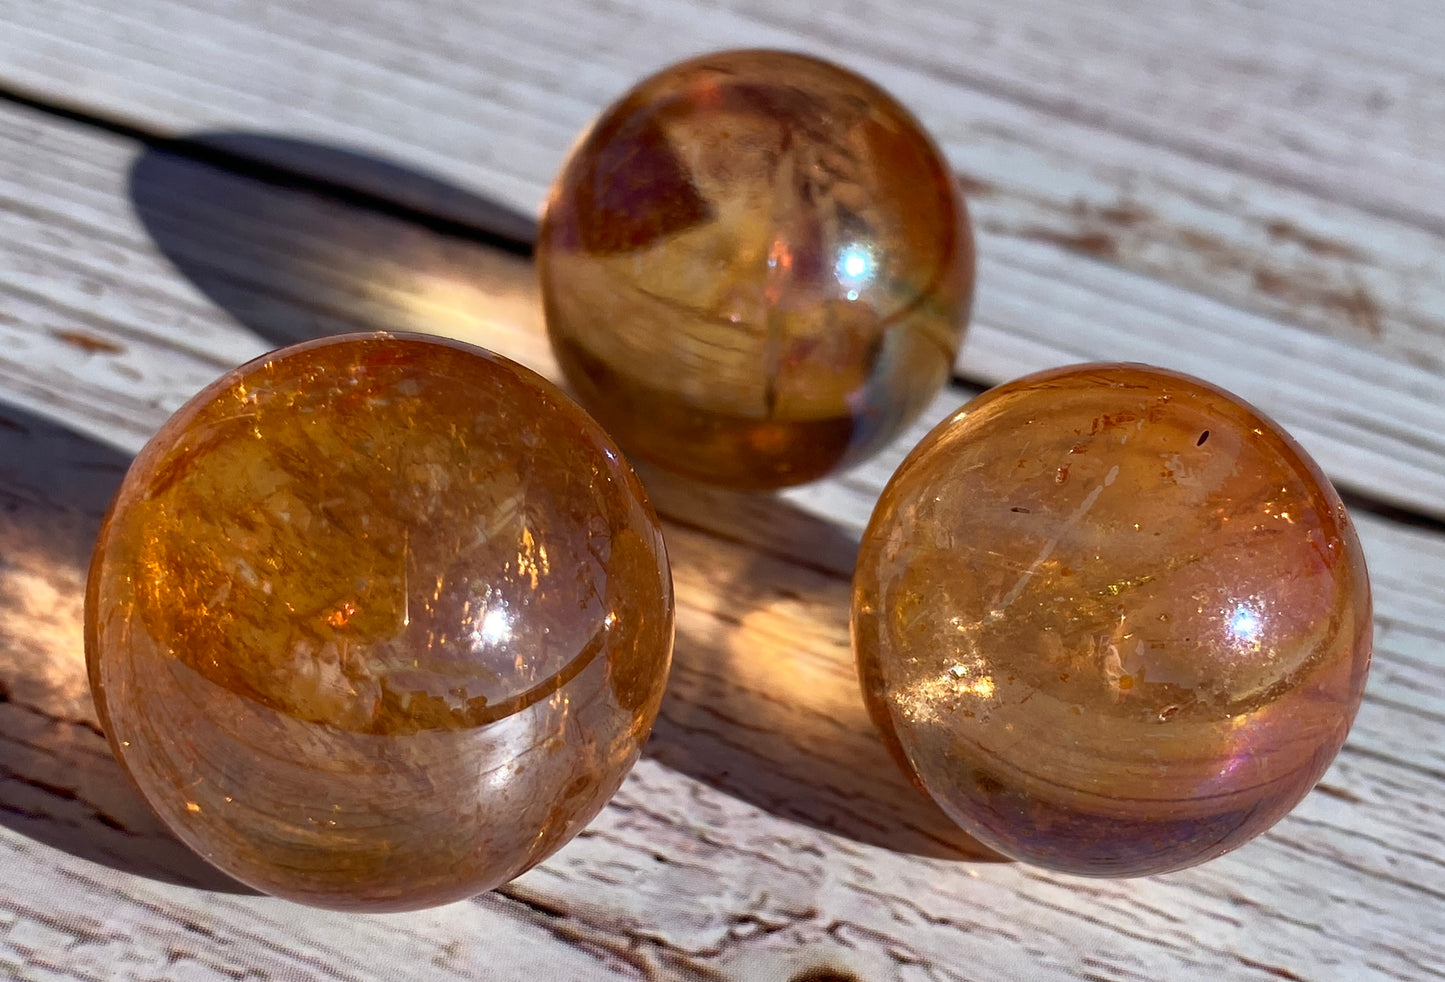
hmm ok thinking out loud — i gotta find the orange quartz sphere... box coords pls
[538,49,975,490]
[852,364,1372,876]
[86,334,674,910]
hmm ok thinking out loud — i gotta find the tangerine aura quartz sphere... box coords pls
[853,364,1372,876]
[538,49,975,490]
[86,334,674,911]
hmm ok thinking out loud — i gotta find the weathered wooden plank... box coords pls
[3,404,1442,981]
[4,445,1442,980]
[7,0,1445,229]
[3,99,1442,523]
[0,835,638,982]
[0,105,1441,981]
[2,0,1443,402]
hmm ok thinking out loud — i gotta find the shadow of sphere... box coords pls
[0,402,253,893]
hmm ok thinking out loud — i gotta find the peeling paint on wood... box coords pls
[50,329,124,355]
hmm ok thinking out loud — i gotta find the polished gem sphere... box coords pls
[853,364,1371,876]
[86,334,674,910]
[538,49,975,490]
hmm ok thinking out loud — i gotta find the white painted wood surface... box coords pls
[5,0,1442,517]
[0,2,1441,979]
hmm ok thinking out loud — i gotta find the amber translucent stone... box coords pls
[86,334,673,910]
[538,49,975,490]
[853,364,1372,876]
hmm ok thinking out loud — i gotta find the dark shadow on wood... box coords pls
[0,402,253,893]
[1338,487,1445,536]
[636,465,1004,863]
[128,132,535,350]
[184,131,538,252]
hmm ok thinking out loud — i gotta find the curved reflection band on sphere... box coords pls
[86,333,674,910]
[852,363,1372,876]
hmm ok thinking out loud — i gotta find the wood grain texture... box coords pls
[0,99,1441,981]
[3,93,1443,523]
[2,2,1444,515]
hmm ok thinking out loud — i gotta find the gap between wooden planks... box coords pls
[0,99,1442,981]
